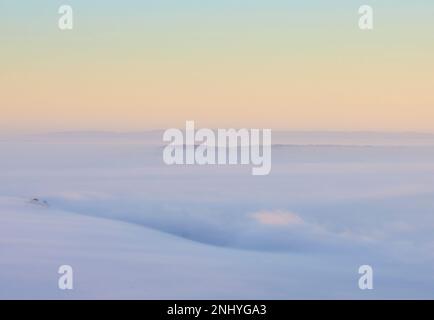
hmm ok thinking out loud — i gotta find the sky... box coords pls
[1,0,434,133]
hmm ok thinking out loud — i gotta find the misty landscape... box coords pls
[1,131,434,299]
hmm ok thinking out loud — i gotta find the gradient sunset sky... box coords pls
[1,0,433,133]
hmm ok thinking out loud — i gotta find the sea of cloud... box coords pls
[1,132,434,298]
